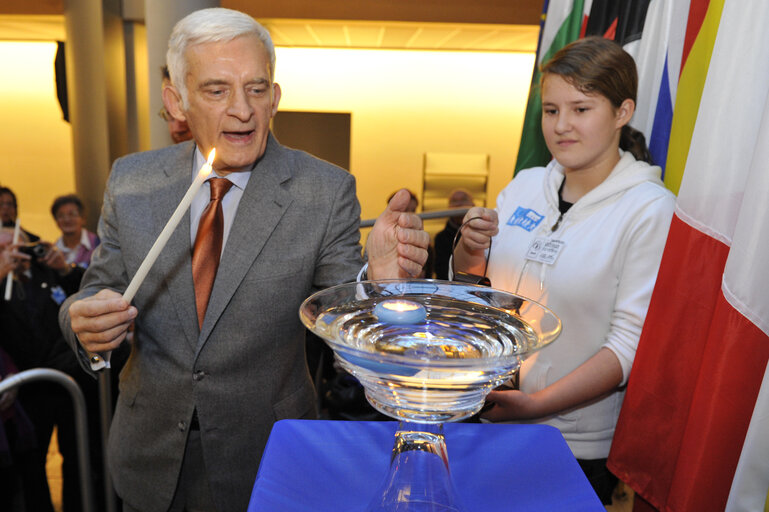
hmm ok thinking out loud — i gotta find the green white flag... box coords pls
[515,0,586,174]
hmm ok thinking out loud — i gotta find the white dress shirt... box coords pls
[189,146,251,253]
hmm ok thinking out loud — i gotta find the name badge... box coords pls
[525,237,565,265]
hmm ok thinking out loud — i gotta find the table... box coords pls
[248,420,603,511]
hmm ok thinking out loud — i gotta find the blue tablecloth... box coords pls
[248,420,603,511]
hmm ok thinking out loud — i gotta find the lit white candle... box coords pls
[3,217,20,301]
[122,148,216,303]
[374,299,427,325]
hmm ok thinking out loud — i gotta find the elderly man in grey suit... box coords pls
[59,8,429,512]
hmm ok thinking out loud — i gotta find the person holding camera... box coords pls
[0,227,102,512]
[0,187,40,243]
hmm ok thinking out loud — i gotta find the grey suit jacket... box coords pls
[60,135,363,512]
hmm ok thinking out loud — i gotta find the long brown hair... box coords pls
[541,36,653,164]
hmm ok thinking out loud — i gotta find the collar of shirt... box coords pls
[56,229,94,262]
[189,145,252,250]
[80,228,94,250]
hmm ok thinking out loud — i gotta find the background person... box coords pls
[0,346,37,512]
[0,187,39,242]
[160,65,193,144]
[453,37,675,504]
[0,227,107,512]
[60,8,429,512]
[51,194,100,268]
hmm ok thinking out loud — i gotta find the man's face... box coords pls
[0,193,16,225]
[166,35,281,175]
[448,192,473,224]
[54,202,85,237]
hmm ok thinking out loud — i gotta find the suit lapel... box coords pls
[151,143,200,350]
[198,135,294,345]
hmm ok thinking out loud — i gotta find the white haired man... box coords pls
[60,8,428,512]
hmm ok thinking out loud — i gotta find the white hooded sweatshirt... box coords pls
[488,151,675,459]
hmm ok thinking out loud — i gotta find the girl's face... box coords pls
[541,74,631,176]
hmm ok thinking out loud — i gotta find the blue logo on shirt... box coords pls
[50,285,67,305]
[507,207,544,232]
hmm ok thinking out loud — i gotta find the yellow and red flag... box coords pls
[608,1,769,511]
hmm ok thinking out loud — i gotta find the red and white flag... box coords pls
[608,1,769,511]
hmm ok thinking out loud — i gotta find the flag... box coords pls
[629,0,682,177]
[514,0,586,173]
[581,0,651,52]
[608,1,769,511]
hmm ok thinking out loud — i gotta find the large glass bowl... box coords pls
[300,279,561,424]
[300,279,561,511]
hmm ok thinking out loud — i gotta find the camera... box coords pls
[19,243,49,258]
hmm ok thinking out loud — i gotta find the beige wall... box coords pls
[0,41,75,242]
[225,0,543,24]
[0,41,535,243]
[275,47,535,236]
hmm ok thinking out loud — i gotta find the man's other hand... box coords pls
[367,189,430,279]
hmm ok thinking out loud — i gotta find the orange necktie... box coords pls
[192,177,234,328]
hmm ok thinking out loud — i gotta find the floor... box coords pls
[46,429,64,512]
[607,481,635,512]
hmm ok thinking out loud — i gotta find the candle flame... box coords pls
[197,148,217,180]
[383,300,421,312]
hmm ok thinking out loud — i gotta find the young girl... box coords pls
[454,36,675,503]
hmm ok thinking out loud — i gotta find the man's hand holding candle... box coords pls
[68,288,137,354]
[67,150,215,357]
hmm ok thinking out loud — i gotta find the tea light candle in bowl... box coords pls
[374,299,426,325]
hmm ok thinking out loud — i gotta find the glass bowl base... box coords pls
[365,391,486,424]
[365,423,464,512]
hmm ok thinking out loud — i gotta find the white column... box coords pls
[145,0,219,150]
[63,0,127,229]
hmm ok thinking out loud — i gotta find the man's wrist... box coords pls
[75,333,110,371]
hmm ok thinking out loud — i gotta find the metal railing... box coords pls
[360,207,469,228]
[97,368,119,512]
[0,368,96,512]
